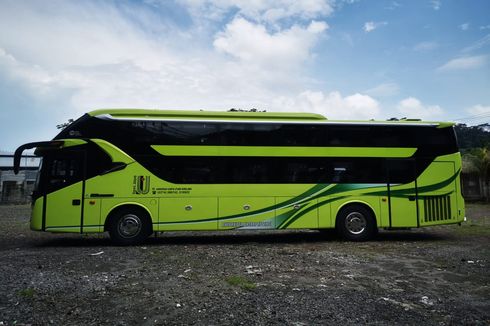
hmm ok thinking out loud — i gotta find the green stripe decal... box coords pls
[278,196,349,229]
[157,183,333,225]
[151,145,417,158]
[156,170,459,228]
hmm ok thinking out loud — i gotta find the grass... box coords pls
[18,288,36,298]
[456,203,490,235]
[225,275,256,291]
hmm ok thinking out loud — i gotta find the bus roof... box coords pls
[88,109,327,121]
[87,109,454,127]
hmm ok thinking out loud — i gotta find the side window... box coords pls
[330,159,387,183]
[147,122,222,145]
[85,143,113,176]
[387,159,415,184]
[276,124,325,146]
[50,158,79,179]
[416,126,458,154]
[370,126,407,147]
[147,156,223,183]
[281,160,329,183]
[229,161,268,183]
[328,126,371,146]
[165,122,221,145]
[219,123,325,146]
[220,123,280,146]
[41,144,113,193]
[46,156,82,192]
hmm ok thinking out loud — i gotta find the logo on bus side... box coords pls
[133,176,150,195]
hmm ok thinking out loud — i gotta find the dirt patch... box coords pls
[0,204,489,325]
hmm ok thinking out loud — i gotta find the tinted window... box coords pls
[220,123,279,146]
[275,124,325,146]
[85,142,113,176]
[138,155,411,184]
[328,126,371,146]
[61,116,458,151]
[55,116,459,185]
[43,152,83,193]
[47,157,81,191]
[387,159,415,184]
[37,143,112,195]
[137,156,224,184]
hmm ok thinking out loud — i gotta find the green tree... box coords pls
[454,123,490,149]
[463,147,490,201]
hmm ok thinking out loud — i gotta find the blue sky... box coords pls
[0,0,489,151]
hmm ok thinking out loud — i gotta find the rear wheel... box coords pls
[336,205,376,241]
[108,207,152,245]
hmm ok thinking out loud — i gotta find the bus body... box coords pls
[14,109,465,244]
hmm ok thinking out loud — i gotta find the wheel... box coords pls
[108,207,152,245]
[336,204,376,241]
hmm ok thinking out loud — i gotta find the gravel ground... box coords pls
[0,203,489,325]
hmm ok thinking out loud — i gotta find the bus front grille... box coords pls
[423,196,452,222]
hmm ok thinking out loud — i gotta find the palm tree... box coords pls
[463,147,490,201]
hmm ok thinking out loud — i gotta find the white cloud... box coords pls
[0,1,175,71]
[461,34,490,53]
[0,48,65,97]
[363,21,387,33]
[459,23,470,31]
[466,104,490,115]
[385,1,401,10]
[431,0,441,10]
[397,97,444,120]
[461,104,490,125]
[437,55,487,71]
[0,1,337,128]
[177,0,334,24]
[364,82,400,97]
[481,25,490,30]
[213,18,327,68]
[413,41,438,52]
[0,0,387,152]
[272,91,381,120]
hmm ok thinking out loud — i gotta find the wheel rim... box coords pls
[345,212,367,235]
[118,214,142,238]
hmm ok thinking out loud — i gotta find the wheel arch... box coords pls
[334,200,378,229]
[104,202,154,232]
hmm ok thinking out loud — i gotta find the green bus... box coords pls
[14,109,465,244]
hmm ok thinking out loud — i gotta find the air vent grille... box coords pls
[424,196,452,222]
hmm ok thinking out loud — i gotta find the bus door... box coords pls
[387,159,418,227]
[42,149,86,232]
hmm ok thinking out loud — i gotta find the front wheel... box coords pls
[108,207,152,245]
[336,205,376,241]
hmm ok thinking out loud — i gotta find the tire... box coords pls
[336,204,376,241]
[108,207,152,245]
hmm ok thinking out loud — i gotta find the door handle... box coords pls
[72,199,81,206]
